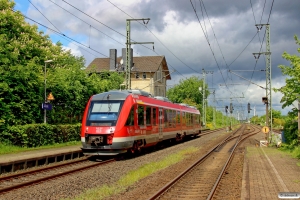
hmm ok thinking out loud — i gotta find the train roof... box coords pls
[91,90,199,112]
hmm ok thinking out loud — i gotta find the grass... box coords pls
[69,146,199,200]
[247,145,300,167]
[279,145,300,159]
[0,141,81,155]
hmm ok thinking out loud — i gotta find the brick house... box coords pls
[86,49,171,97]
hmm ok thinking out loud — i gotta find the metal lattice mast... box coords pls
[253,24,272,141]
[201,69,214,128]
[202,69,206,128]
[266,24,272,138]
[125,19,131,90]
[125,18,154,90]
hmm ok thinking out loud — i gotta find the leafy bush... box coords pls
[283,119,298,144]
[0,124,81,147]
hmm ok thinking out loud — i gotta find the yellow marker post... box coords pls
[262,126,269,134]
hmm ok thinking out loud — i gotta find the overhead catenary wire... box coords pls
[27,0,102,58]
[19,0,176,87]
[190,0,231,95]
[244,0,274,93]
[11,9,109,58]
[52,0,187,80]
[106,0,202,75]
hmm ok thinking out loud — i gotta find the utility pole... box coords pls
[213,90,216,128]
[253,24,272,142]
[201,69,213,128]
[126,18,154,90]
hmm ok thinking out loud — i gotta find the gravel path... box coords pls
[0,130,230,200]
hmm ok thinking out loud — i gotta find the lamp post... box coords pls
[44,60,53,124]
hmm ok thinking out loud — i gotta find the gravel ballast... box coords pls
[0,130,232,200]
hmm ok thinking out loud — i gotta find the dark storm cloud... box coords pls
[22,0,300,116]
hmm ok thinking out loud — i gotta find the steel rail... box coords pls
[147,124,258,200]
[0,158,114,193]
[146,126,242,200]
[207,124,260,199]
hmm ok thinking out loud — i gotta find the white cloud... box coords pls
[62,42,83,57]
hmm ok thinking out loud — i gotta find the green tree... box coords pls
[0,0,124,129]
[274,35,300,109]
[274,35,300,145]
[166,76,221,127]
[167,76,209,108]
[0,0,54,127]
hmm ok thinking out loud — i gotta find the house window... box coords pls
[136,72,139,79]
[143,72,146,79]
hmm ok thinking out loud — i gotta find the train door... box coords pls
[159,108,163,141]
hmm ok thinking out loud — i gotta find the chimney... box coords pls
[109,49,117,71]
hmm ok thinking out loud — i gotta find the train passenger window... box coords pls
[164,109,168,127]
[146,106,151,125]
[167,109,174,127]
[187,113,191,126]
[182,112,186,124]
[176,111,180,124]
[172,110,176,126]
[192,114,195,124]
[138,105,144,125]
[125,106,134,126]
[152,108,157,125]
[186,113,189,126]
[196,114,200,124]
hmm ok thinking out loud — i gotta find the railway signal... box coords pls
[230,103,233,114]
[247,103,251,113]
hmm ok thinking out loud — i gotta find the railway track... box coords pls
[0,157,114,194]
[147,124,260,200]
[0,127,228,195]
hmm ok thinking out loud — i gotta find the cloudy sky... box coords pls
[13,0,300,119]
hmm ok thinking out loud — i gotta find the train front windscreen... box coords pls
[86,100,124,126]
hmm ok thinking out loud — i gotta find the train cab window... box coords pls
[125,106,134,126]
[146,106,151,125]
[87,100,123,126]
[152,107,157,125]
[138,105,144,125]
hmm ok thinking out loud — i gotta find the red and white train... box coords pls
[80,89,201,156]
